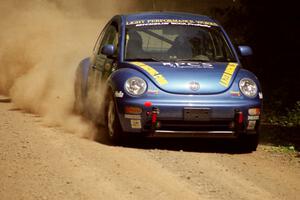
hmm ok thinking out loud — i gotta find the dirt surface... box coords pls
[0,97,299,200]
[1,1,299,200]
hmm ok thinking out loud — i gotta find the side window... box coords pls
[93,26,108,54]
[98,24,118,55]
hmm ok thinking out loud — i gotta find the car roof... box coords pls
[123,12,216,24]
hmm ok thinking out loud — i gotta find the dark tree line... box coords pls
[211,0,300,114]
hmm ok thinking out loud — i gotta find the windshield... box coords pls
[124,24,236,62]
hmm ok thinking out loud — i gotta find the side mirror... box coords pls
[101,44,115,57]
[238,45,253,56]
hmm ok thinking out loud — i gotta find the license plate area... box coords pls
[184,108,211,121]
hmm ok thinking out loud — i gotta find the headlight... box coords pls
[125,77,147,96]
[239,78,258,98]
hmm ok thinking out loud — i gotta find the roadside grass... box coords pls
[260,124,300,155]
[261,145,296,154]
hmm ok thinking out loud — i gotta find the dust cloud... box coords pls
[0,0,228,138]
[0,0,127,138]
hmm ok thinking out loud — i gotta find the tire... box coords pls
[239,134,259,152]
[105,92,123,144]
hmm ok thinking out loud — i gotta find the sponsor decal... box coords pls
[230,90,241,96]
[126,19,219,27]
[125,114,141,119]
[247,120,256,130]
[130,62,168,85]
[259,92,263,99]
[248,115,260,120]
[162,62,213,69]
[130,119,142,129]
[147,88,159,95]
[114,91,124,98]
[219,62,238,87]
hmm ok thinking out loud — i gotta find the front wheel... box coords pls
[239,134,259,152]
[105,93,123,144]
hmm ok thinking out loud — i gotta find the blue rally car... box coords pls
[74,12,262,151]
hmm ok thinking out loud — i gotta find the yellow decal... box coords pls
[219,63,238,87]
[131,62,168,85]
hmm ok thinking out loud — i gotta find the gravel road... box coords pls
[0,97,299,200]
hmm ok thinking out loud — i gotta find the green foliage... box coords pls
[267,101,300,127]
[286,101,300,127]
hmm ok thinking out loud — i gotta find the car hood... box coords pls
[125,61,240,94]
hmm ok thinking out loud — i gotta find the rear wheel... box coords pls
[105,92,123,144]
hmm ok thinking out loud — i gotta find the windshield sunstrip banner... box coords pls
[126,19,218,27]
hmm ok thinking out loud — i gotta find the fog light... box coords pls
[125,106,142,114]
[248,108,260,116]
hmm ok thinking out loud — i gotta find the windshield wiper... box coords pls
[173,58,209,62]
[125,58,163,62]
[125,58,210,63]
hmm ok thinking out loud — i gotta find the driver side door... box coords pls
[86,22,119,120]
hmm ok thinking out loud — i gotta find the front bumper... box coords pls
[115,93,261,138]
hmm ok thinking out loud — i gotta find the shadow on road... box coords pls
[127,138,248,154]
[98,135,253,154]
[97,125,300,153]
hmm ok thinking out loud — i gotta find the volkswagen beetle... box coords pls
[74,12,262,151]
